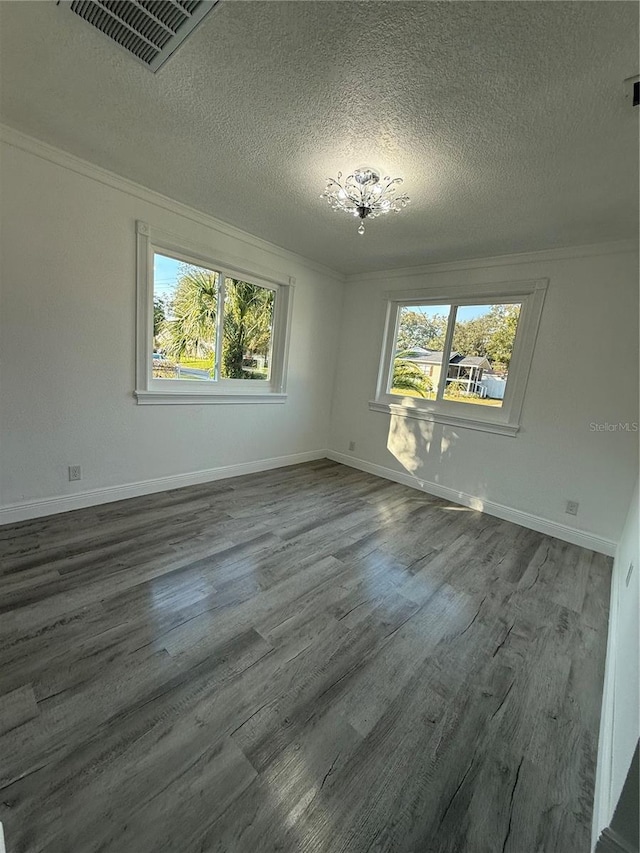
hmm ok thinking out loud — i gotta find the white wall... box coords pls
[2,127,637,850]
[1,127,637,556]
[329,247,639,551]
[593,478,639,849]
[0,133,344,517]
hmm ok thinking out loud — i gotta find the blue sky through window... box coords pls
[457,305,493,321]
[153,253,183,299]
[410,304,487,323]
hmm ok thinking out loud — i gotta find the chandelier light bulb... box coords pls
[321,166,410,235]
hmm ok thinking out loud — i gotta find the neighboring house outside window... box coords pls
[371,278,548,435]
[401,350,501,399]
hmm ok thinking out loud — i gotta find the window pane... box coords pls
[391,304,451,398]
[444,303,521,407]
[221,278,274,381]
[153,253,218,381]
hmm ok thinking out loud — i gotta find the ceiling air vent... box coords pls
[59,0,220,72]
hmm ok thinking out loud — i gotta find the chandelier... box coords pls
[321,166,410,235]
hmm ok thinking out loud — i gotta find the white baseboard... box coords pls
[1,449,618,557]
[326,451,616,556]
[0,450,326,526]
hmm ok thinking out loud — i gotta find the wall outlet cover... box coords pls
[68,465,82,482]
[565,500,579,516]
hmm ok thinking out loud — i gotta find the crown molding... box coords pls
[2,122,635,286]
[0,122,346,284]
[346,239,639,284]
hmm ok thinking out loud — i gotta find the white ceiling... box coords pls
[0,1,638,275]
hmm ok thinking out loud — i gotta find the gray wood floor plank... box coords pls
[0,460,611,853]
[70,735,258,853]
[0,685,39,736]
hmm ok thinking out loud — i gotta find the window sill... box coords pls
[135,390,288,405]
[368,399,519,436]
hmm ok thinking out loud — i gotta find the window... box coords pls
[135,222,293,404]
[371,278,548,435]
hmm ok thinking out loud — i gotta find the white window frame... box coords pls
[134,221,294,405]
[369,278,548,436]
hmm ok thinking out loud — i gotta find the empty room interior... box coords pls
[0,2,639,852]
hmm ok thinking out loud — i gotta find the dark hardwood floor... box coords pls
[0,460,611,853]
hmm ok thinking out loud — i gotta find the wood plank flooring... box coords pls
[0,460,611,853]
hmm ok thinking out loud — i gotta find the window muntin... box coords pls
[152,255,276,384]
[372,279,547,435]
[390,302,521,409]
[135,222,292,404]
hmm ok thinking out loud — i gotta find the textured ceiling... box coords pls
[0,1,638,275]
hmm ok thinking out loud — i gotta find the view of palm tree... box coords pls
[391,359,434,398]
[163,267,219,365]
[390,302,521,406]
[221,279,273,379]
[153,256,274,382]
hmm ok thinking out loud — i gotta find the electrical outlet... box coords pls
[68,465,82,482]
[565,500,579,516]
[348,441,356,452]
[626,562,634,587]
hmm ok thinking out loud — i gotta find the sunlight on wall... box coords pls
[387,413,435,475]
[386,411,455,480]
[386,410,486,512]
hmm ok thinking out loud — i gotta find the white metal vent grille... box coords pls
[60,0,219,71]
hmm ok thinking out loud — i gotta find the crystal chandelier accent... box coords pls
[321,166,410,235]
